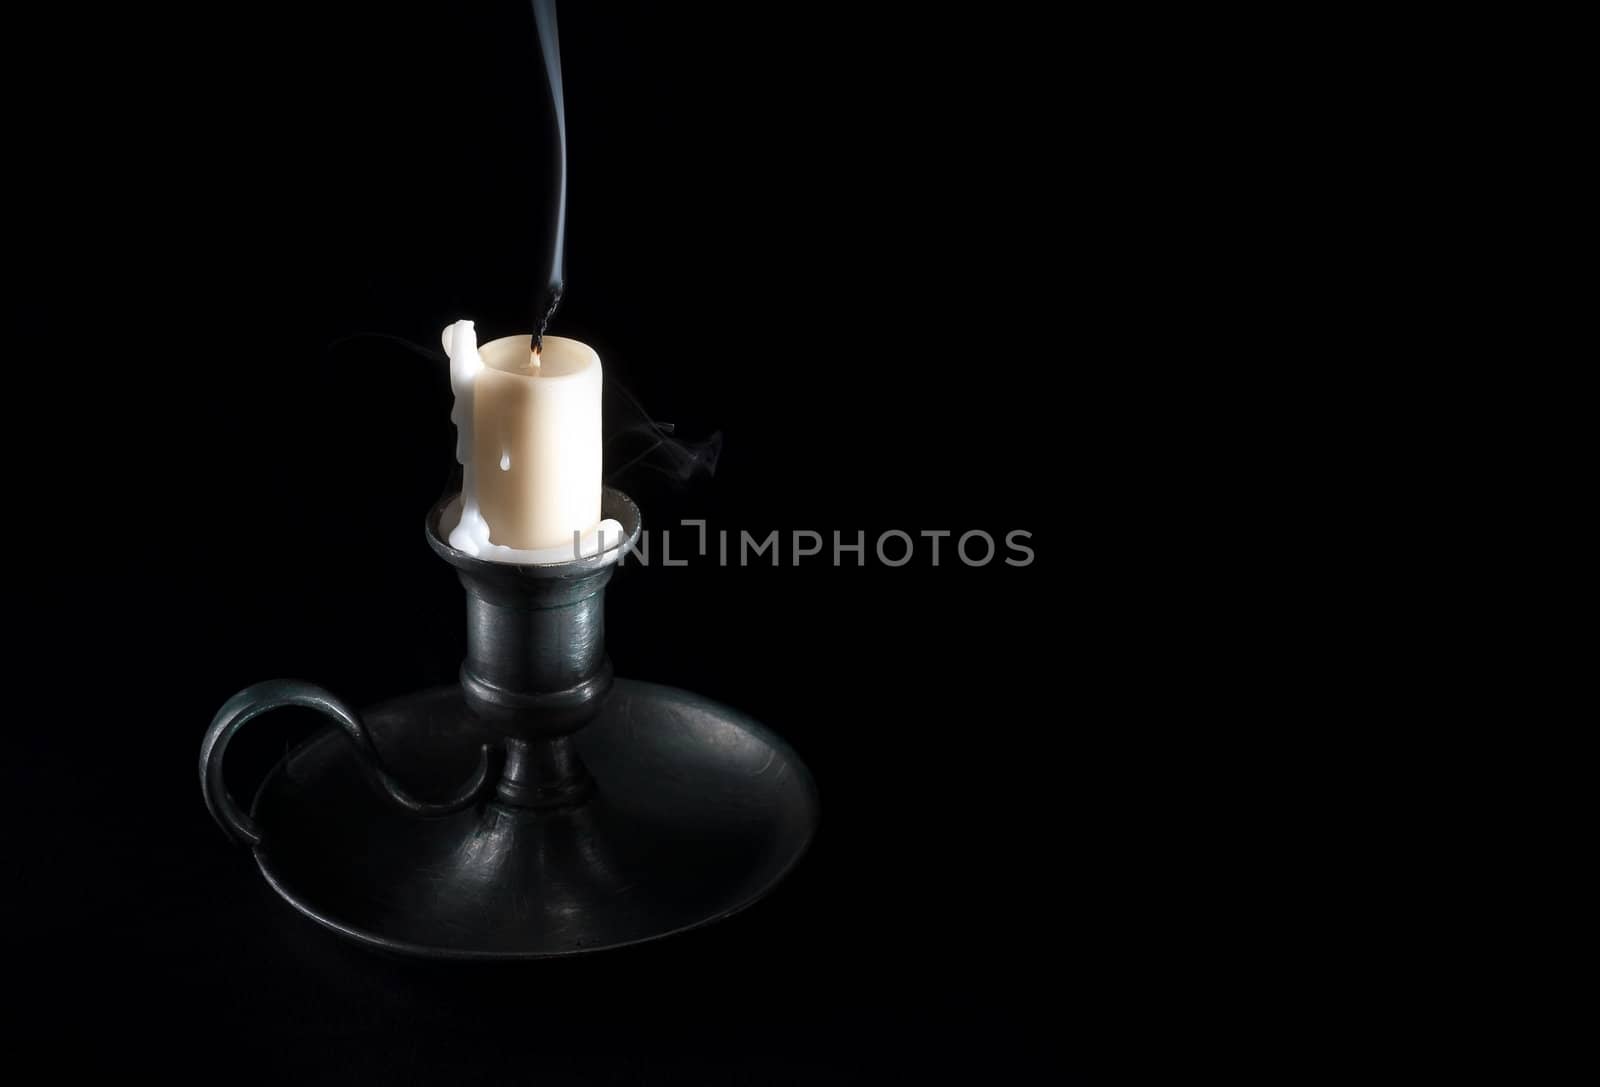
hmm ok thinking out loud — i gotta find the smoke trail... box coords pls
[605,378,723,485]
[530,0,566,351]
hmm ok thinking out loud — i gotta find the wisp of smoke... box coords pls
[604,380,722,485]
[529,0,567,349]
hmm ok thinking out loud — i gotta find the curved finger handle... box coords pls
[200,678,501,847]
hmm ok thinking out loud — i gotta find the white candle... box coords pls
[442,320,621,562]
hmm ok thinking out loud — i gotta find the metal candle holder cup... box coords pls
[435,490,635,812]
[200,488,817,959]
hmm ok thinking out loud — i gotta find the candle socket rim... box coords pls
[425,487,641,577]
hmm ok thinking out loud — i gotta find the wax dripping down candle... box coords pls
[443,320,620,562]
[529,0,567,360]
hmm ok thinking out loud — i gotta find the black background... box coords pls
[13,3,1091,1080]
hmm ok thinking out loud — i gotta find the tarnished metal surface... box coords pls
[199,488,817,957]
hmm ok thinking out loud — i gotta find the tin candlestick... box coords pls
[199,487,818,958]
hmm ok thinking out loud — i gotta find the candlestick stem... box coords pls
[428,489,635,808]
[496,735,592,808]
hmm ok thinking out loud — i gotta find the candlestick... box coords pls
[199,490,817,958]
[193,0,815,961]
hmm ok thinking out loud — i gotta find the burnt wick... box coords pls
[531,284,563,356]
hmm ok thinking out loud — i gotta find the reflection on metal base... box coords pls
[251,680,818,959]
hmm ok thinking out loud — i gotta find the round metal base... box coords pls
[249,679,818,959]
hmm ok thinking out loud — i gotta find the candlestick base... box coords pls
[243,679,816,959]
[201,486,816,957]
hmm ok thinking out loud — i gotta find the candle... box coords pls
[443,319,620,562]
